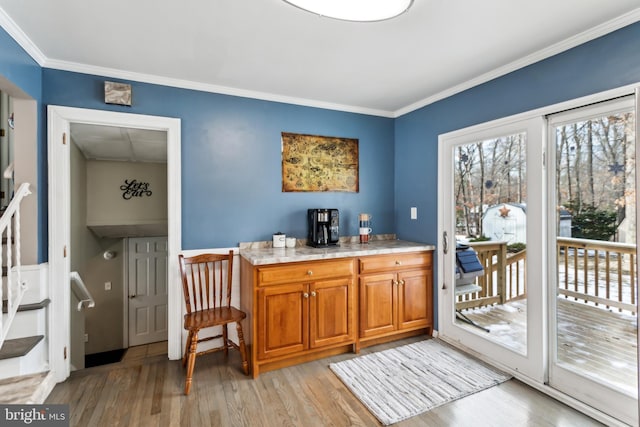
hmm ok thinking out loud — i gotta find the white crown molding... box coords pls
[0,7,46,66]
[393,7,640,118]
[43,58,396,118]
[1,5,638,118]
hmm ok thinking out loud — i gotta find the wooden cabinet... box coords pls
[358,252,433,343]
[257,277,354,360]
[242,258,356,377]
[240,249,433,377]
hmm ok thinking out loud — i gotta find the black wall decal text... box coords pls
[120,179,152,200]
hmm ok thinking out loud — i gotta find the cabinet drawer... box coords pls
[258,259,355,286]
[359,252,431,274]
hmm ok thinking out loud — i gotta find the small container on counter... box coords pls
[273,232,286,248]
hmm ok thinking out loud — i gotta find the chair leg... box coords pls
[236,322,249,376]
[223,324,229,358]
[184,331,198,395]
[182,331,193,368]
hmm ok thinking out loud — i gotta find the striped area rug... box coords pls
[329,339,511,425]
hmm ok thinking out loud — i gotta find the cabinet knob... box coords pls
[393,280,399,286]
[395,260,402,265]
[311,291,317,297]
[399,280,405,286]
[303,292,309,298]
[307,270,313,276]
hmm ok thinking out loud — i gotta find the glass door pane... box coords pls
[453,133,528,354]
[549,96,638,425]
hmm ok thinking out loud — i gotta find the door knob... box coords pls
[129,294,137,299]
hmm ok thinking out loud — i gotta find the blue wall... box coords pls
[42,70,395,249]
[0,28,44,262]
[394,22,640,325]
[1,19,640,294]
[0,30,41,99]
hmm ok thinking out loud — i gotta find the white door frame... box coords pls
[437,113,546,384]
[48,106,182,383]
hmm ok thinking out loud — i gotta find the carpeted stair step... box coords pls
[2,298,50,314]
[0,336,44,360]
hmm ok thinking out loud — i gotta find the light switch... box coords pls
[411,207,417,220]
[105,281,112,291]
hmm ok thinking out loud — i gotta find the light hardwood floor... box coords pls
[46,337,604,426]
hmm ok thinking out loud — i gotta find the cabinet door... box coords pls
[359,273,397,337]
[309,278,354,348]
[397,269,431,330]
[257,284,308,360]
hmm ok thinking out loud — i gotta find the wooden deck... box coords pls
[458,297,638,395]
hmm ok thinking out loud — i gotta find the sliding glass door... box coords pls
[438,90,639,426]
[438,116,545,383]
[548,96,638,426]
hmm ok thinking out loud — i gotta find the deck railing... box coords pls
[457,238,638,315]
[0,182,31,349]
[456,241,527,310]
[557,237,636,314]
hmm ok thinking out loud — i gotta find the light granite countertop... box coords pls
[239,235,436,266]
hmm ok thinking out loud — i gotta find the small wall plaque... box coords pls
[104,81,132,106]
[120,179,152,199]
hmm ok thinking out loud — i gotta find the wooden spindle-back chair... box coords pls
[178,251,249,395]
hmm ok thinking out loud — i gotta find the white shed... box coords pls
[482,203,526,244]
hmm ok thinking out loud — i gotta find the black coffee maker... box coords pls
[307,209,339,247]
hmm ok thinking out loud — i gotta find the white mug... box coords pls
[359,227,372,235]
[285,237,296,248]
[273,233,286,248]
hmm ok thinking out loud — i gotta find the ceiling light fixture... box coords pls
[283,0,413,22]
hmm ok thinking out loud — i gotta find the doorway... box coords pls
[68,122,170,367]
[48,106,181,383]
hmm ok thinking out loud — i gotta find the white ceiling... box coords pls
[70,123,167,163]
[0,1,639,117]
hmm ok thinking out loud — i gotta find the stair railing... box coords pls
[0,182,32,349]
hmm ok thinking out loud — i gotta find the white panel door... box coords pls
[128,236,168,347]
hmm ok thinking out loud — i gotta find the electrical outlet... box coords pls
[105,281,112,291]
[411,207,417,220]
[84,334,89,342]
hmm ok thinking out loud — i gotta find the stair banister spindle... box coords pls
[0,228,3,337]
[6,217,12,308]
[0,183,31,348]
[15,202,22,293]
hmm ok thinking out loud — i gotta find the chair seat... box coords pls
[183,306,246,330]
